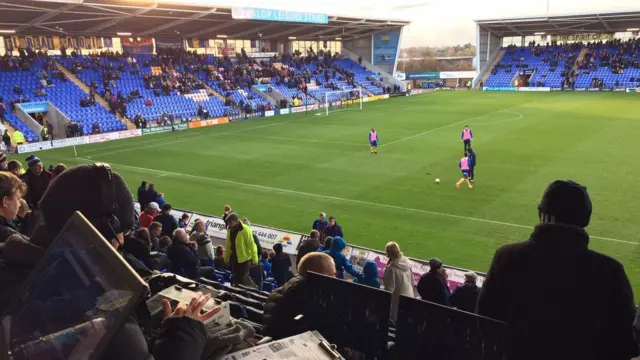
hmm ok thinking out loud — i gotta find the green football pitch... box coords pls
[30,91,640,295]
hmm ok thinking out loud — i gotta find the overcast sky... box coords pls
[164,0,640,46]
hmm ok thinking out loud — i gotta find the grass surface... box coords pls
[31,91,640,297]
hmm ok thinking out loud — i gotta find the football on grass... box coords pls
[435,178,440,184]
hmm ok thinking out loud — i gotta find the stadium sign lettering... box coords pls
[483,87,518,92]
[264,110,275,117]
[17,129,142,154]
[278,108,290,115]
[141,123,188,135]
[575,88,586,92]
[550,33,614,42]
[587,88,601,92]
[18,102,48,114]
[231,7,328,24]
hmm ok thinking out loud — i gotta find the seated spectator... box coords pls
[178,213,189,229]
[477,180,637,360]
[383,241,414,321]
[124,227,152,266]
[0,164,217,358]
[14,198,35,237]
[52,164,66,178]
[13,85,22,94]
[417,258,451,306]
[213,245,227,269]
[34,87,45,97]
[260,250,273,279]
[190,219,214,266]
[324,236,359,279]
[168,228,214,280]
[353,260,380,288]
[322,215,343,239]
[154,203,177,238]
[318,235,333,252]
[139,202,159,228]
[450,271,479,313]
[149,221,162,250]
[296,229,321,267]
[263,252,336,339]
[0,172,27,244]
[157,235,171,254]
[7,160,22,177]
[271,243,293,286]
[144,98,152,106]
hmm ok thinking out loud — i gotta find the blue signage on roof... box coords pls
[231,7,328,24]
[18,102,48,114]
[373,31,401,65]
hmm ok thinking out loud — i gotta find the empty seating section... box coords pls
[333,59,385,95]
[58,55,235,122]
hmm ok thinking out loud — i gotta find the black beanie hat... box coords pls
[538,180,592,228]
[30,164,135,248]
[225,212,239,225]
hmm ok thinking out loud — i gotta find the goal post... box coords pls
[317,88,363,116]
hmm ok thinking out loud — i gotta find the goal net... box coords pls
[316,88,363,116]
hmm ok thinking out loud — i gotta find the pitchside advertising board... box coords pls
[17,129,142,153]
[132,202,486,290]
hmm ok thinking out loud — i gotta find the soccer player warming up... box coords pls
[461,125,473,152]
[456,152,473,189]
[369,128,379,154]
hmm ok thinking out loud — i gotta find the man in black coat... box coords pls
[450,271,479,313]
[417,258,451,306]
[154,203,177,238]
[296,230,321,268]
[263,253,336,339]
[137,181,147,208]
[477,180,638,360]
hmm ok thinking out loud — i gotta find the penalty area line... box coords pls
[70,157,638,246]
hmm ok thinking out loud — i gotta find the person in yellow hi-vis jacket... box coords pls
[12,130,25,145]
[224,213,258,288]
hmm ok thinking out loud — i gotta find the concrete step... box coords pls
[54,62,136,130]
[478,49,505,88]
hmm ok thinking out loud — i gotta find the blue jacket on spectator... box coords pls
[261,258,273,278]
[354,260,380,288]
[324,236,359,279]
[312,219,328,233]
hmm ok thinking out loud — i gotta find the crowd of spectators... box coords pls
[0,153,637,359]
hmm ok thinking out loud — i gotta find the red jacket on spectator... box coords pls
[139,210,156,228]
[145,98,152,106]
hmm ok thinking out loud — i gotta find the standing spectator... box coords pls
[137,181,147,208]
[23,157,53,207]
[149,221,162,250]
[168,228,214,280]
[312,212,328,239]
[324,236,359,279]
[0,153,6,171]
[417,258,451,306]
[214,245,226,270]
[222,204,233,224]
[353,260,380,288]
[263,253,336,339]
[477,180,637,360]
[0,172,27,244]
[383,241,414,321]
[0,102,6,124]
[12,130,24,146]
[190,219,215,267]
[224,213,258,287]
[450,272,479,313]
[322,215,343,239]
[2,130,11,153]
[296,230,321,267]
[271,243,293,286]
[139,202,159,228]
[145,183,158,208]
[154,203,177,238]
